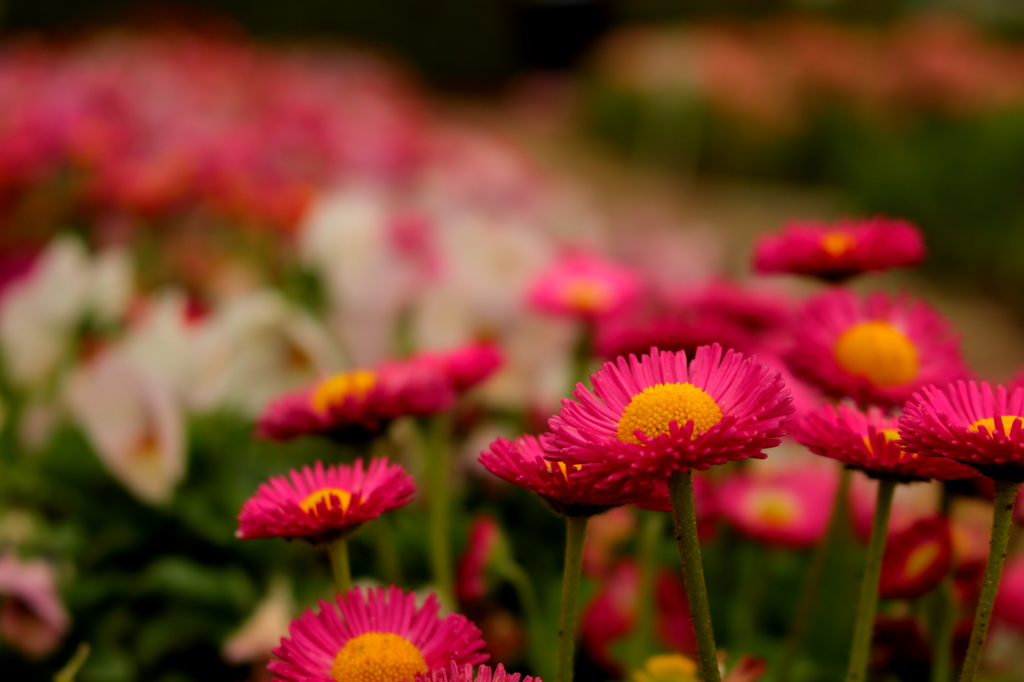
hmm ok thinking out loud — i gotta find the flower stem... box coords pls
[930,578,956,682]
[423,414,454,606]
[844,477,897,682]
[777,466,852,682]
[626,510,666,672]
[958,479,1022,682]
[668,470,721,682]
[569,325,594,394]
[328,537,353,594]
[372,516,404,586]
[556,515,589,682]
[502,559,552,681]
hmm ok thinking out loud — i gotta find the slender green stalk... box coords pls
[958,479,1022,682]
[668,470,721,682]
[328,537,353,594]
[569,326,594,394]
[626,511,667,671]
[556,515,589,682]
[930,578,956,682]
[776,466,852,682]
[502,560,552,680]
[371,516,404,586]
[844,478,897,682]
[423,415,454,605]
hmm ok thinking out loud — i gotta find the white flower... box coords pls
[65,350,185,505]
[0,236,133,390]
[186,290,342,416]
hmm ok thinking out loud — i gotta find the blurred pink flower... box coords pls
[528,252,641,321]
[718,467,837,548]
[0,553,69,659]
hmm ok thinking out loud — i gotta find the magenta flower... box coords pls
[546,345,793,480]
[443,341,504,391]
[0,553,70,659]
[415,662,539,682]
[797,403,979,481]
[527,252,641,320]
[718,468,837,548]
[899,381,1024,476]
[269,586,487,682]
[595,308,753,362]
[479,434,669,516]
[785,288,967,408]
[237,458,415,544]
[753,216,925,281]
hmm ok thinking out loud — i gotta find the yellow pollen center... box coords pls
[330,632,427,682]
[300,488,353,516]
[616,382,723,444]
[904,541,941,581]
[968,416,1024,435]
[864,428,902,453]
[820,232,856,258]
[635,653,699,682]
[311,370,377,414]
[749,491,799,528]
[563,279,611,313]
[833,321,919,388]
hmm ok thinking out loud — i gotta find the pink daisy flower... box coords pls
[237,458,415,544]
[479,434,669,516]
[785,288,967,408]
[899,381,1024,479]
[257,353,458,443]
[415,662,538,682]
[717,468,837,548]
[546,345,793,479]
[797,403,979,481]
[879,516,952,600]
[753,216,925,282]
[527,252,641,320]
[675,279,795,336]
[442,341,504,391]
[595,309,753,363]
[270,586,487,682]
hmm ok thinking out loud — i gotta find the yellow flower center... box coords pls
[300,488,353,516]
[968,416,1024,435]
[904,541,942,581]
[330,632,427,682]
[864,428,902,454]
[563,279,611,313]
[833,321,919,388]
[749,490,799,528]
[634,653,699,682]
[311,370,377,414]
[616,383,723,444]
[820,232,856,258]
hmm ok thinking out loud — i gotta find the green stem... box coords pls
[569,325,594,394]
[372,516,404,586]
[556,515,589,682]
[930,578,956,682]
[423,415,454,606]
[626,510,666,671]
[844,477,897,682]
[668,470,721,682]
[958,479,1022,682]
[328,537,353,594]
[777,466,852,682]
[502,560,552,681]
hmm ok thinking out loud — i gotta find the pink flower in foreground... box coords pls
[270,586,487,682]
[479,434,669,517]
[0,553,70,659]
[528,252,641,320]
[237,458,415,544]
[753,216,925,282]
[785,289,967,408]
[718,468,837,548]
[415,662,538,682]
[546,345,793,479]
[797,403,978,481]
[899,381,1024,476]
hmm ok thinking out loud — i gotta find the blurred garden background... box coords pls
[4,1,1024,681]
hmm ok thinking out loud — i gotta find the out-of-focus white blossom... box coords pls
[121,291,197,403]
[221,577,293,665]
[65,350,185,505]
[0,236,133,390]
[187,290,342,416]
